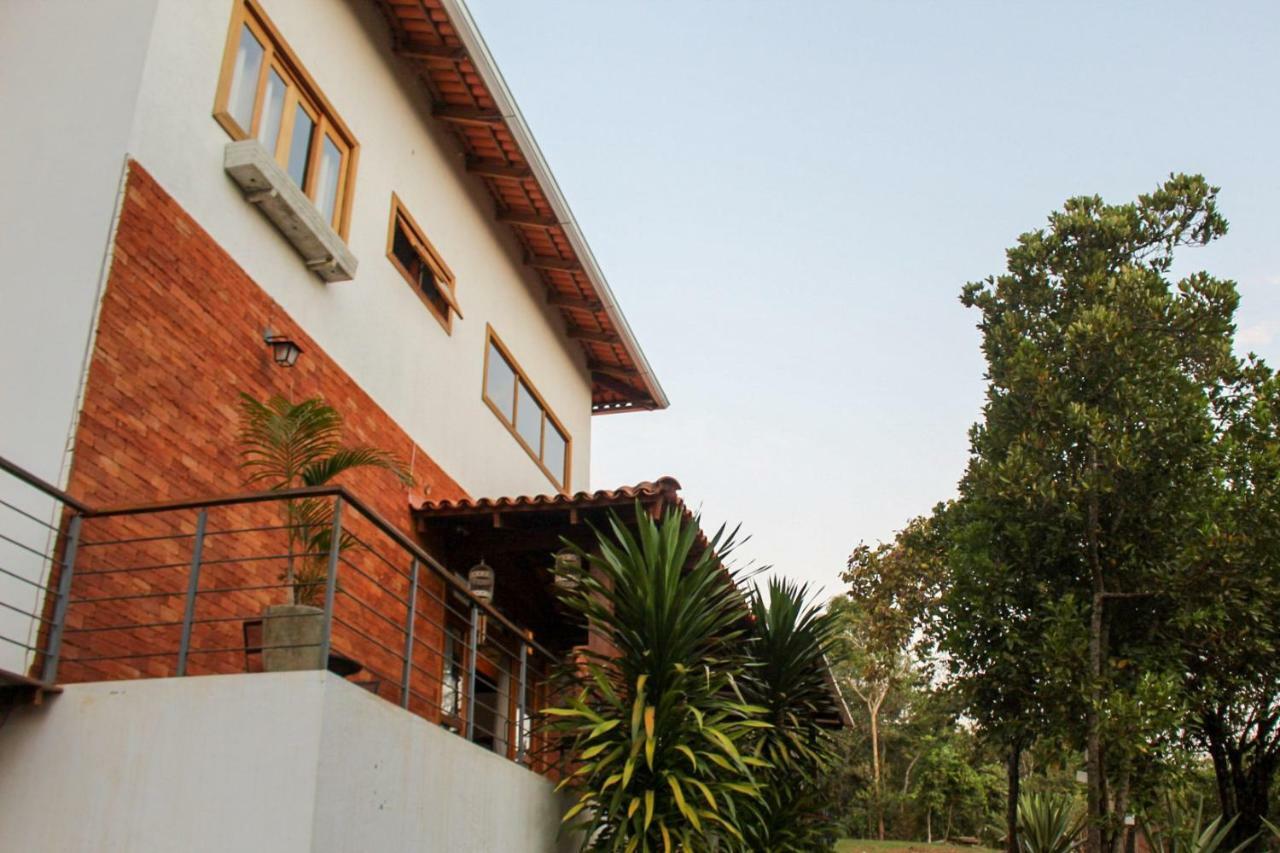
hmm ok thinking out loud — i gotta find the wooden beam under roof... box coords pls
[466,157,533,180]
[433,105,504,126]
[568,326,620,344]
[587,361,635,381]
[592,373,640,399]
[396,43,468,61]
[526,254,581,272]
[547,291,602,312]
[498,209,560,228]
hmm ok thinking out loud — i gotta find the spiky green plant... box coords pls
[545,504,768,852]
[738,578,841,852]
[1017,792,1083,853]
[237,393,412,605]
[1142,795,1259,853]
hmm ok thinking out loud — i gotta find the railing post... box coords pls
[42,514,81,684]
[465,603,478,741]
[400,558,418,709]
[176,509,208,676]
[317,497,343,666]
[516,639,528,764]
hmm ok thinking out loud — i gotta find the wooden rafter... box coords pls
[396,43,468,61]
[466,157,533,180]
[432,104,504,126]
[587,361,635,381]
[499,209,559,228]
[568,326,619,344]
[547,292,602,311]
[592,373,640,399]
[526,254,581,272]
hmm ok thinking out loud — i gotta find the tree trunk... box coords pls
[1108,770,1130,853]
[1204,704,1279,852]
[1086,446,1107,853]
[928,809,933,844]
[1006,741,1022,853]
[870,691,886,840]
[1206,726,1237,822]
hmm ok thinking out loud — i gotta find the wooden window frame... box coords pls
[213,0,359,239]
[482,325,573,493]
[386,193,461,333]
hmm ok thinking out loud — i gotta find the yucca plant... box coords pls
[737,578,840,852]
[238,393,412,605]
[1142,795,1259,853]
[1017,792,1083,853]
[545,504,768,852]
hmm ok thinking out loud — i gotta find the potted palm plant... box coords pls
[238,393,412,672]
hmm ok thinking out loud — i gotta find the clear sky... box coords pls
[466,0,1280,597]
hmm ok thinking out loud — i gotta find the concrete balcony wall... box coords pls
[0,672,575,853]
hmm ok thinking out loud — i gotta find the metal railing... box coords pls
[0,454,563,775]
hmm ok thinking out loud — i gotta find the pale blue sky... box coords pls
[466,0,1280,594]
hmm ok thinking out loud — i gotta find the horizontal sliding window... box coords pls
[387,194,461,331]
[482,327,572,491]
[213,0,357,237]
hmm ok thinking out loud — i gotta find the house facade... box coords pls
[0,1,677,850]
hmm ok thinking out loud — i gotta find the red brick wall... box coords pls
[53,161,483,724]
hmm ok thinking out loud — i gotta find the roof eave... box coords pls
[437,0,670,412]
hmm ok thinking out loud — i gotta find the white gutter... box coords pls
[439,0,670,411]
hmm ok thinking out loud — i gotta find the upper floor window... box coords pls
[213,0,357,237]
[482,327,571,491]
[387,194,461,331]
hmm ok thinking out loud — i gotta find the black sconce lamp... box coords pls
[263,328,302,367]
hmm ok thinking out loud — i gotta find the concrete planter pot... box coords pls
[262,604,325,672]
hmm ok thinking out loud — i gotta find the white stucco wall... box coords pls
[0,672,576,853]
[0,0,159,671]
[126,0,593,499]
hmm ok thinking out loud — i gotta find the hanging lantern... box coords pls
[468,558,495,604]
[553,548,582,592]
[554,549,582,573]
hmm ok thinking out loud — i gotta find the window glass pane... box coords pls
[228,25,264,132]
[286,104,314,188]
[543,423,567,486]
[485,343,516,423]
[315,134,342,225]
[257,68,287,153]
[391,223,418,273]
[515,382,542,452]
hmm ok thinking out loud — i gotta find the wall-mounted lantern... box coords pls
[263,328,302,367]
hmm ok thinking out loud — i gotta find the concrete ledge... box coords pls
[0,673,575,852]
[223,139,357,283]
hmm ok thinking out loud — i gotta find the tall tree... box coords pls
[958,175,1239,853]
[1180,359,1280,845]
[839,514,947,839]
[940,492,1068,853]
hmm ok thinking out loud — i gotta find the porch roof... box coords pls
[410,478,852,729]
